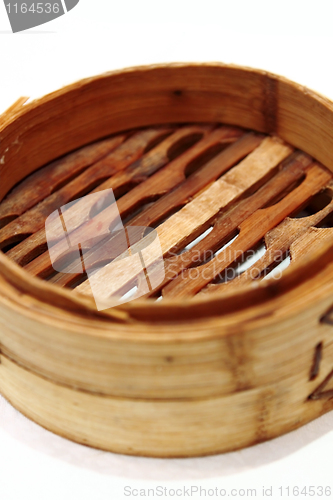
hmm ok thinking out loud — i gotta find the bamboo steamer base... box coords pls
[1,63,333,457]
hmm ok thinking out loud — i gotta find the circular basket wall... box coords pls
[1,63,333,457]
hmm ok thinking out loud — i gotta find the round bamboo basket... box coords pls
[1,63,333,458]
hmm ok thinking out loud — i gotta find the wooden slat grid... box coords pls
[1,123,333,302]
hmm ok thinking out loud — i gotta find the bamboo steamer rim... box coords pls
[2,64,333,458]
[1,62,333,333]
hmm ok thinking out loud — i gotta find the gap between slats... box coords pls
[1,122,333,304]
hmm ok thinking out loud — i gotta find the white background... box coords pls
[1,1,333,499]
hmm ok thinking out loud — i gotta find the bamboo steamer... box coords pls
[1,63,333,457]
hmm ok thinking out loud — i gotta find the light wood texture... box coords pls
[0,126,174,252]
[76,136,292,297]
[1,64,333,457]
[164,164,331,298]
[150,151,313,296]
[204,183,333,293]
